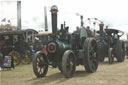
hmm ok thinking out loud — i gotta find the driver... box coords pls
[80,26,88,47]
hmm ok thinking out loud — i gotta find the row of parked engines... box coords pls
[32,5,125,78]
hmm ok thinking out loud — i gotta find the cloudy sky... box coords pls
[0,0,128,39]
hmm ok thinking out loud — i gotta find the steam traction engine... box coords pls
[96,23,125,64]
[32,5,98,78]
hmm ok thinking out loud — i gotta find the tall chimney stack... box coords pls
[99,22,104,36]
[50,5,58,35]
[44,7,48,31]
[127,34,128,40]
[17,1,21,30]
[80,15,84,27]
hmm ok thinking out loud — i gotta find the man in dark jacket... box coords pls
[86,26,94,37]
[0,52,3,71]
[126,46,128,59]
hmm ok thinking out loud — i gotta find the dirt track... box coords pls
[1,58,128,85]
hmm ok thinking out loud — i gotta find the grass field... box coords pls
[1,58,128,85]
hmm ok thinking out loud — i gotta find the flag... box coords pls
[1,18,6,22]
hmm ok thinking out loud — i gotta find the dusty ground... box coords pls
[1,58,128,85]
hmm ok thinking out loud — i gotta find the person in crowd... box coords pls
[0,52,3,71]
[72,26,81,50]
[80,26,88,47]
[86,26,94,37]
[73,26,80,35]
[42,45,47,54]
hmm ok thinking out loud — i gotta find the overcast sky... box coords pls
[0,0,128,39]
[22,0,128,30]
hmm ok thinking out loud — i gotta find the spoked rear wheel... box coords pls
[21,50,32,64]
[32,51,48,78]
[122,41,125,61]
[83,38,98,73]
[114,40,124,62]
[62,50,76,78]
[8,50,21,66]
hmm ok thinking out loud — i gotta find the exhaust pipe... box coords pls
[17,1,21,30]
[80,15,84,27]
[50,5,58,35]
[99,22,104,36]
[44,7,48,31]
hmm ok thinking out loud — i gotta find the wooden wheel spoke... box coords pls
[38,56,42,62]
[91,63,96,70]
[39,67,43,74]
[37,58,40,62]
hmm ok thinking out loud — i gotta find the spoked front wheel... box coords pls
[62,50,76,78]
[32,51,48,78]
[108,48,114,64]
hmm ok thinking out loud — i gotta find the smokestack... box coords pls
[99,22,104,36]
[80,15,84,27]
[44,7,48,31]
[127,35,128,40]
[17,1,21,30]
[50,5,58,35]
